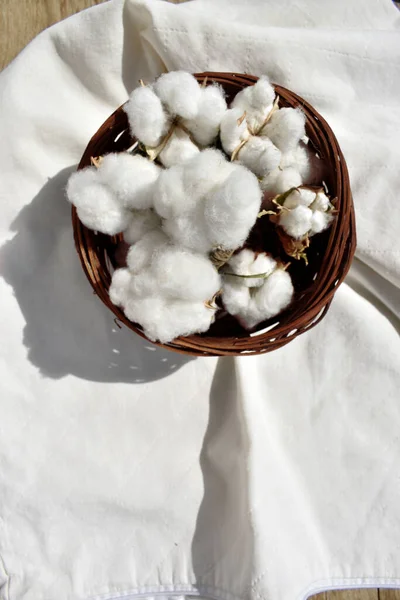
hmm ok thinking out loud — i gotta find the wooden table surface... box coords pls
[0,2,398,600]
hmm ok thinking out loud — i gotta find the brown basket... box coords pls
[72,72,356,356]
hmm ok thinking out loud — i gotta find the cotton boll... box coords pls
[123,210,161,244]
[124,296,167,335]
[221,280,251,316]
[74,183,132,235]
[162,203,211,254]
[283,187,316,209]
[152,246,221,301]
[245,269,293,328]
[226,249,277,288]
[66,168,98,205]
[238,136,281,177]
[183,149,235,200]
[204,166,262,250]
[263,107,306,153]
[98,153,160,209]
[129,271,159,297]
[185,84,227,146]
[109,268,132,307]
[310,210,334,236]
[261,167,303,195]
[124,86,170,147]
[282,143,326,184]
[126,229,169,274]
[159,128,200,168]
[154,71,202,119]
[231,76,275,132]
[153,164,188,219]
[311,191,330,212]
[220,108,250,155]
[279,205,313,239]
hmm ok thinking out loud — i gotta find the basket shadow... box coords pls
[0,167,193,383]
[191,358,254,592]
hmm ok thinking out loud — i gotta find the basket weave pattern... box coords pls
[72,72,356,356]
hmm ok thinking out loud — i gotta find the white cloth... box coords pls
[0,1,400,599]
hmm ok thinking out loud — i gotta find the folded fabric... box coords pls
[0,1,400,600]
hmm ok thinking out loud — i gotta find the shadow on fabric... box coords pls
[191,357,254,595]
[0,167,193,383]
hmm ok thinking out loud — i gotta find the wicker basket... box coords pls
[72,72,356,356]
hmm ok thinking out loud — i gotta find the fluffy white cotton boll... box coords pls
[231,76,275,131]
[126,229,169,274]
[123,210,161,244]
[279,205,313,239]
[109,268,133,307]
[311,191,330,212]
[125,296,215,343]
[245,269,293,328]
[129,271,159,298]
[283,187,316,209]
[239,136,281,177]
[221,280,251,316]
[261,167,303,195]
[154,71,202,120]
[124,86,170,147]
[263,107,306,153]
[310,210,334,236]
[204,166,262,250]
[159,128,200,168]
[185,84,227,146]
[152,246,221,301]
[220,108,250,155]
[183,149,235,200]
[72,182,132,235]
[162,203,211,254]
[281,143,326,184]
[226,249,277,288]
[153,164,188,219]
[98,153,160,209]
[66,168,98,205]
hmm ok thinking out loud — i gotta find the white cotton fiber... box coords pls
[152,246,221,301]
[261,167,303,195]
[183,149,235,199]
[66,167,97,205]
[162,202,211,254]
[153,164,188,219]
[129,271,159,298]
[238,136,281,177]
[68,178,132,235]
[231,76,275,132]
[109,268,132,308]
[123,209,161,244]
[124,296,216,343]
[310,210,334,235]
[311,190,330,212]
[246,269,294,328]
[281,143,326,184]
[283,187,316,209]
[226,249,277,288]
[220,107,250,155]
[184,84,227,146]
[263,107,306,152]
[279,205,313,239]
[204,165,262,250]
[154,71,202,120]
[159,128,200,168]
[98,153,161,209]
[126,229,169,274]
[221,280,251,316]
[124,85,170,147]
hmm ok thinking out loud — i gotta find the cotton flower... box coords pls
[184,84,227,146]
[109,268,133,307]
[220,107,250,155]
[245,269,294,329]
[123,209,161,244]
[238,136,282,177]
[126,229,169,274]
[224,249,277,288]
[278,187,334,239]
[66,169,132,235]
[279,205,313,239]
[231,75,275,132]
[311,190,331,212]
[310,209,334,235]
[262,107,306,153]
[153,71,202,120]
[260,166,303,195]
[124,85,170,147]
[283,187,316,209]
[98,153,161,209]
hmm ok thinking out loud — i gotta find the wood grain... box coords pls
[0,0,397,599]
